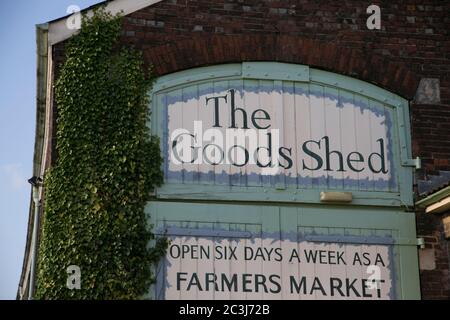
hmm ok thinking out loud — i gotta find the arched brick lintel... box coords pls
[143,34,419,100]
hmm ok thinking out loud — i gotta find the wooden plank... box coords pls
[273,80,285,189]
[198,82,216,186]
[229,223,248,300]
[166,89,184,184]
[280,207,300,300]
[311,226,329,300]
[261,206,281,300]
[359,228,376,300]
[298,226,317,300]
[375,229,395,300]
[244,223,263,300]
[327,227,347,300]
[353,94,374,191]
[228,79,247,187]
[369,99,390,192]
[164,220,182,300]
[280,81,297,188]
[210,80,231,186]
[294,82,312,189]
[309,84,326,190]
[212,222,229,300]
[339,90,359,191]
[244,79,264,188]
[257,79,275,188]
[323,86,343,190]
[181,86,199,185]
[343,227,362,300]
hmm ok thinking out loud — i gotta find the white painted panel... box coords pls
[282,81,298,184]
[181,87,199,185]
[370,100,391,191]
[197,222,215,300]
[308,85,327,190]
[164,221,182,300]
[197,83,215,185]
[244,80,263,187]
[163,79,395,192]
[294,82,312,189]
[244,224,263,300]
[166,89,183,184]
[354,96,375,191]
[163,229,394,300]
[229,224,249,300]
[324,87,344,190]
[327,227,347,300]
[227,79,246,186]
[340,91,359,191]
[258,80,276,188]
[281,235,300,300]
[311,227,330,300]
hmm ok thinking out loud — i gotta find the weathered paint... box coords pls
[147,201,421,300]
[147,62,420,301]
[151,63,414,207]
[163,235,393,300]
[163,83,394,187]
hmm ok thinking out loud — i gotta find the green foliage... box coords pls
[36,8,166,299]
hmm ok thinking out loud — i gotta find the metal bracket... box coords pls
[417,237,425,249]
[402,157,421,169]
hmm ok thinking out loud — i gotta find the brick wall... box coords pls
[51,0,450,299]
[417,211,450,299]
[412,104,450,175]
[117,0,450,171]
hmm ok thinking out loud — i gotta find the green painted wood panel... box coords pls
[150,62,415,208]
[145,62,419,300]
[147,201,420,300]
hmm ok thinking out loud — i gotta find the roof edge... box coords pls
[47,0,163,45]
[416,185,450,210]
[17,23,49,300]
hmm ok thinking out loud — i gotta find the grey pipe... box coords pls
[28,185,41,300]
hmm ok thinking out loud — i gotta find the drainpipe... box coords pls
[28,176,43,300]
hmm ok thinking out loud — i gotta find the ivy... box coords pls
[35,8,167,299]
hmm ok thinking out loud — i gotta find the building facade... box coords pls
[19,0,450,300]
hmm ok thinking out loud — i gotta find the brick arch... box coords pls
[143,34,419,100]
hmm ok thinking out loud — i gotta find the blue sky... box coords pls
[0,0,102,300]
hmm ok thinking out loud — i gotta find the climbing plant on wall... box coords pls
[36,7,166,299]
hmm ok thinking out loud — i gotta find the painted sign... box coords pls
[150,65,418,300]
[162,80,396,192]
[162,233,394,300]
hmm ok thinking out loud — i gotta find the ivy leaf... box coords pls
[35,7,166,301]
